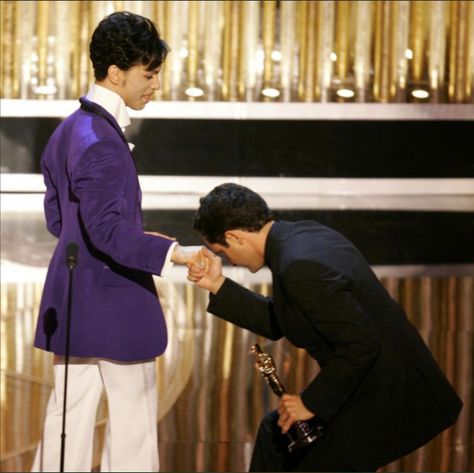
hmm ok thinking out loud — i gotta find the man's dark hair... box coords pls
[194,183,273,246]
[90,11,169,81]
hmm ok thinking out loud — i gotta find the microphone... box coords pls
[66,241,78,269]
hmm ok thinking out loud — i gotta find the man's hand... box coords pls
[171,245,206,266]
[277,394,315,433]
[187,247,225,294]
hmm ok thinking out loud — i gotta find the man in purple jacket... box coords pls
[31,12,199,472]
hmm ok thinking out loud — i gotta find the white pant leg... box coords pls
[99,359,159,472]
[31,358,103,472]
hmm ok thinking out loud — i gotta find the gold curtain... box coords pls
[1,1,473,103]
[1,274,473,471]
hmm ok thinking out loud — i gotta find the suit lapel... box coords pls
[79,97,129,147]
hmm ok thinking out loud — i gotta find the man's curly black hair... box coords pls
[90,11,169,80]
[194,183,274,246]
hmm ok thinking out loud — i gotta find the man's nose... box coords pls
[151,75,160,91]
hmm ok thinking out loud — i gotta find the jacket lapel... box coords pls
[79,97,129,146]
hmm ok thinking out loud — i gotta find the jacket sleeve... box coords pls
[71,140,173,275]
[208,277,284,340]
[42,160,61,238]
[282,261,381,424]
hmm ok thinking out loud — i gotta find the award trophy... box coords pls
[251,343,323,452]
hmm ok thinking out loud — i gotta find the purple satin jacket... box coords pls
[34,98,173,361]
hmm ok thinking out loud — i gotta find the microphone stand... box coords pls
[60,242,78,472]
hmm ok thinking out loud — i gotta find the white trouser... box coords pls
[31,357,159,472]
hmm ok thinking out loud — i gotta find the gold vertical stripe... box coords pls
[161,1,172,100]
[36,0,49,92]
[373,1,392,102]
[454,0,468,102]
[0,0,14,98]
[153,0,167,100]
[316,1,335,102]
[465,0,474,102]
[237,2,247,100]
[390,1,410,101]
[410,1,427,83]
[187,0,199,89]
[262,0,276,90]
[428,1,448,99]
[280,1,296,102]
[297,1,308,101]
[354,1,374,101]
[88,1,96,89]
[222,1,240,101]
[335,0,350,81]
[221,1,232,101]
[304,0,316,102]
[70,1,81,98]
[204,1,224,101]
[229,1,240,101]
[12,0,21,98]
[448,1,459,102]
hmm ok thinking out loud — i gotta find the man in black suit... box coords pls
[188,183,462,472]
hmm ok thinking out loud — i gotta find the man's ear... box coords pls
[224,230,242,245]
[107,65,123,86]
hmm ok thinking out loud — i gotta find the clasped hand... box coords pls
[187,247,225,294]
[277,394,315,433]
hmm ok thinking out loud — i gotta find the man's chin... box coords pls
[128,103,145,111]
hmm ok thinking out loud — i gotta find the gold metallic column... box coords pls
[261,0,276,100]
[334,0,350,85]
[280,0,296,102]
[409,1,427,85]
[186,0,199,97]
[152,0,167,100]
[316,0,335,102]
[70,1,82,98]
[55,1,72,99]
[448,1,472,103]
[35,1,50,97]
[88,1,99,88]
[428,1,448,102]
[465,0,474,103]
[296,1,308,101]
[77,1,92,97]
[354,1,374,101]
[11,0,22,98]
[221,1,241,101]
[16,1,36,98]
[452,277,473,472]
[390,1,410,102]
[0,1,15,98]
[373,1,392,102]
[166,1,185,101]
[204,1,224,101]
[302,1,317,102]
[237,0,247,100]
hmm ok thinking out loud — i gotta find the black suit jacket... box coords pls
[208,220,462,470]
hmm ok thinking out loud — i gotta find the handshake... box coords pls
[172,244,225,295]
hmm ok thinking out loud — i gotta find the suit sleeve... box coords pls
[208,277,283,340]
[71,140,173,275]
[42,159,61,238]
[282,261,381,424]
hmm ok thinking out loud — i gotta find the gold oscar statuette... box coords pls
[251,343,324,452]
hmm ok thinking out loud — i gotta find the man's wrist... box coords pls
[210,275,226,295]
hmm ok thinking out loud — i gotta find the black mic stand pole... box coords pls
[60,242,78,472]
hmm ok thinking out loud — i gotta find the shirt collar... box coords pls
[86,83,131,131]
